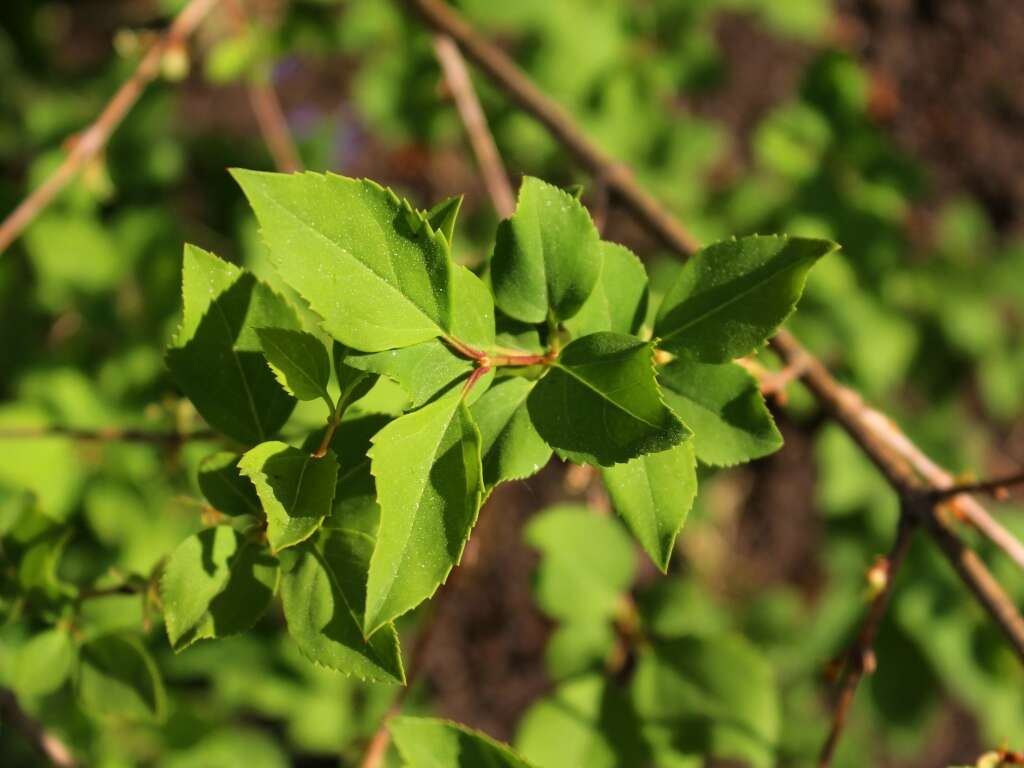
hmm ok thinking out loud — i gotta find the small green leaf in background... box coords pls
[233,170,453,352]
[76,634,166,721]
[527,332,688,466]
[10,628,75,698]
[659,358,782,467]
[655,235,836,361]
[391,716,537,768]
[197,451,261,517]
[161,526,279,651]
[471,377,552,489]
[564,242,649,338]
[257,327,332,407]
[601,440,697,571]
[364,393,484,636]
[239,441,338,552]
[166,245,299,445]
[423,194,463,246]
[490,176,602,324]
[280,531,404,684]
[347,340,472,410]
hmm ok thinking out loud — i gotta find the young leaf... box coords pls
[239,442,337,552]
[10,628,75,698]
[232,170,453,351]
[166,245,299,445]
[470,377,552,489]
[423,194,463,246]
[527,332,688,466]
[364,393,484,636]
[659,358,782,467]
[391,716,537,768]
[280,531,404,684]
[564,242,649,338]
[197,451,261,517]
[654,235,837,361]
[600,441,697,572]
[347,340,472,410]
[161,526,279,651]
[76,634,166,722]
[490,176,602,324]
[257,327,332,406]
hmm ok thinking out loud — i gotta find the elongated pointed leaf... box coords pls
[470,377,552,488]
[654,235,836,361]
[257,327,332,404]
[600,441,696,571]
[347,340,472,409]
[161,526,279,651]
[280,531,404,684]
[76,634,165,722]
[233,170,453,351]
[490,176,601,323]
[659,358,782,467]
[391,717,537,768]
[364,394,484,636]
[197,451,262,517]
[239,441,337,552]
[527,332,688,466]
[564,242,649,338]
[166,245,299,444]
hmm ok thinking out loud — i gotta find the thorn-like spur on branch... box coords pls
[0,688,78,767]
[930,469,1024,502]
[0,0,220,256]
[0,426,215,444]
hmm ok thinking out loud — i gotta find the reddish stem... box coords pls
[461,365,491,397]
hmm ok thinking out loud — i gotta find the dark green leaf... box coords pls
[197,451,261,517]
[332,341,379,409]
[76,634,166,722]
[470,377,552,488]
[257,327,332,405]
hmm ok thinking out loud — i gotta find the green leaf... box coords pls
[450,264,496,350]
[326,414,390,536]
[526,505,636,623]
[364,394,484,636]
[490,176,602,323]
[257,327,332,405]
[76,634,166,722]
[280,531,404,684]
[10,628,75,698]
[527,332,688,466]
[347,340,472,410]
[391,716,537,768]
[659,359,782,467]
[423,195,463,246]
[233,170,453,351]
[333,341,379,409]
[160,526,279,651]
[470,377,552,489]
[654,235,836,361]
[166,245,299,444]
[197,451,261,517]
[239,441,337,552]
[600,440,696,572]
[564,242,649,338]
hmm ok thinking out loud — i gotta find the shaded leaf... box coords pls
[76,634,165,722]
[391,716,537,768]
[333,341,380,409]
[423,195,463,246]
[197,451,261,517]
[564,242,649,338]
[347,340,472,410]
[257,327,332,404]
[470,377,552,489]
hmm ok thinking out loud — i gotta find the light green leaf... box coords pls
[257,327,332,405]
[161,526,279,651]
[233,170,453,351]
[364,394,484,636]
[423,195,463,246]
[11,628,75,698]
[470,377,552,489]
[239,441,337,552]
[347,340,472,410]
[450,264,496,350]
[0,405,83,521]
[76,634,165,722]
[564,242,649,338]
[197,451,261,517]
[391,716,537,768]
[659,359,782,467]
[280,531,404,684]
[654,235,836,361]
[490,176,602,323]
[527,332,688,466]
[601,440,696,572]
[166,245,299,445]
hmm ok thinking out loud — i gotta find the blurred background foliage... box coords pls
[1,0,1023,766]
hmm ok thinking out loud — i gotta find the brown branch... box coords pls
[432,34,515,218]
[930,470,1024,501]
[0,688,77,767]
[0,426,215,444]
[0,0,219,256]
[818,515,916,768]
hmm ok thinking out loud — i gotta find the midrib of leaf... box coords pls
[256,187,443,335]
[553,362,663,430]
[658,248,809,344]
[212,300,264,441]
[263,335,324,397]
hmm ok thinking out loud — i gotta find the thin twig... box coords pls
[0,688,78,767]
[0,0,220,256]
[433,35,515,218]
[818,514,916,768]
[930,470,1024,501]
[0,426,215,444]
